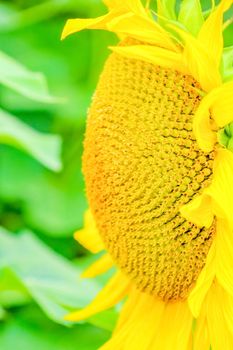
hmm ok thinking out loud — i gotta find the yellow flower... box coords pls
[62,1,233,349]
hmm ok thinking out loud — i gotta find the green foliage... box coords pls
[157,0,177,20]
[0,51,61,103]
[0,0,116,348]
[0,109,62,171]
[0,228,98,323]
[0,305,110,350]
[0,48,62,171]
[222,46,233,82]
[178,0,204,35]
[0,145,86,236]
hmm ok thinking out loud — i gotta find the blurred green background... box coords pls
[0,0,117,349]
[0,0,233,349]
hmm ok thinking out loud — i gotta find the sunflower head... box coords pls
[62,0,233,299]
[83,40,216,301]
[62,2,233,349]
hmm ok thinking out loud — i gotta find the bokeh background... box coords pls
[0,0,233,349]
[0,1,117,349]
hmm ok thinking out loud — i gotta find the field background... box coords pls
[0,1,232,349]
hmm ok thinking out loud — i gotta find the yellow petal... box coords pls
[114,287,142,332]
[216,219,233,298]
[194,280,233,350]
[65,271,131,321]
[110,45,186,74]
[183,148,233,316]
[210,80,233,127]
[188,241,216,318]
[74,209,104,253]
[192,81,233,152]
[62,0,151,40]
[81,253,114,278]
[152,300,193,350]
[100,0,148,16]
[118,292,165,350]
[182,149,233,229]
[61,10,122,40]
[192,92,218,152]
[206,281,233,349]
[193,306,210,350]
[205,149,233,228]
[180,194,213,228]
[101,290,165,350]
[198,0,232,68]
[102,289,193,350]
[222,287,233,336]
[108,13,178,51]
[173,26,222,92]
[120,0,148,17]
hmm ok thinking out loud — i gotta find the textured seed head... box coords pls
[83,47,215,301]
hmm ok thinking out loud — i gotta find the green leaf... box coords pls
[0,116,88,237]
[0,144,86,236]
[0,4,18,32]
[156,0,181,40]
[221,46,233,82]
[0,228,117,328]
[0,109,62,171]
[178,0,204,36]
[0,305,110,350]
[157,0,177,21]
[0,268,31,308]
[0,305,6,320]
[0,51,61,103]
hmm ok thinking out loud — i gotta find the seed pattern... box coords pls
[83,49,215,301]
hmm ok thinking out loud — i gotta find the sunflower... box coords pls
[62,1,233,349]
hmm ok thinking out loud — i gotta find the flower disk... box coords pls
[83,49,215,301]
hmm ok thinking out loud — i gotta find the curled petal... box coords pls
[198,0,232,68]
[110,45,186,74]
[193,82,233,152]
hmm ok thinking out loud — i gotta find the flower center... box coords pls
[83,49,215,301]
